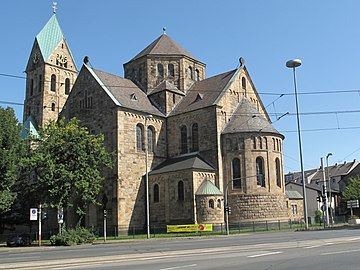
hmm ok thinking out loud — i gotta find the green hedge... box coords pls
[50,226,96,246]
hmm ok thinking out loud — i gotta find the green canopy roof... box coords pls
[36,14,64,61]
[196,179,223,196]
[21,115,39,139]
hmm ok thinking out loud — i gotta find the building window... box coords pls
[264,137,268,149]
[153,184,159,203]
[259,137,263,149]
[253,137,257,149]
[38,74,42,93]
[168,64,174,77]
[51,74,56,92]
[30,79,34,96]
[173,93,176,104]
[157,63,164,77]
[178,181,184,201]
[136,124,144,151]
[147,126,155,153]
[209,199,214,209]
[217,199,221,208]
[276,158,281,188]
[232,158,241,189]
[291,204,298,215]
[51,103,56,112]
[273,138,276,150]
[242,77,246,90]
[65,78,70,95]
[180,125,187,154]
[195,69,200,81]
[256,157,265,187]
[188,66,193,80]
[191,123,199,151]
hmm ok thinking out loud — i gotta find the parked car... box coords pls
[6,233,32,247]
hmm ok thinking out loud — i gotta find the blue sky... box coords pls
[1,1,360,173]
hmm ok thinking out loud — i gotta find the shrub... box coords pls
[50,226,96,246]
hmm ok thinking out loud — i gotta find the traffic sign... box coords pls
[30,208,38,220]
[347,200,359,209]
[58,208,64,224]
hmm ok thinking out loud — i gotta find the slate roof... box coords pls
[222,98,282,136]
[170,70,237,116]
[130,34,198,62]
[196,180,223,196]
[150,80,185,96]
[21,115,39,139]
[149,153,215,175]
[285,190,303,199]
[87,66,163,116]
[36,14,64,61]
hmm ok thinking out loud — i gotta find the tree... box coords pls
[0,107,22,213]
[342,176,360,201]
[20,118,113,225]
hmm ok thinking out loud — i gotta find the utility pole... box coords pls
[321,158,329,227]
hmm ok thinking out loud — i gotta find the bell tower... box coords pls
[24,4,77,128]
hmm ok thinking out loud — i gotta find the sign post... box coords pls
[347,200,359,217]
[58,208,64,235]
[38,204,42,246]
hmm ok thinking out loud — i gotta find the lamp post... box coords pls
[145,115,153,239]
[326,152,333,225]
[286,59,308,229]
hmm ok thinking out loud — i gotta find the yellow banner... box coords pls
[166,224,212,233]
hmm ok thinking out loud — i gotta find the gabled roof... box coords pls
[170,70,237,116]
[36,14,64,61]
[149,153,215,175]
[84,65,163,117]
[129,34,198,62]
[222,98,282,137]
[196,179,223,196]
[21,115,39,139]
[150,80,185,96]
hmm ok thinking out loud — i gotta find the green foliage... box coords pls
[342,176,360,201]
[314,210,323,223]
[50,226,96,246]
[0,107,23,213]
[19,117,113,223]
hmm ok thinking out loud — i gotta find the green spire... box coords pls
[36,14,64,61]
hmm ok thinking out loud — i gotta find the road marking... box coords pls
[304,245,322,249]
[321,248,360,256]
[247,251,282,258]
[159,264,197,270]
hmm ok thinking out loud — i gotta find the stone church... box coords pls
[23,11,291,232]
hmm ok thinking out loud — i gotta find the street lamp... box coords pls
[145,114,153,239]
[326,152,333,225]
[286,59,309,229]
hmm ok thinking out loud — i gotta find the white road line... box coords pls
[247,251,282,258]
[159,264,197,270]
[304,245,323,249]
[321,248,360,256]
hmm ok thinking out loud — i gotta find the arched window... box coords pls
[195,69,200,81]
[209,199,214,209]
[272,138,276,150]
[253,137,257,149]
[65,78,70,95]
[188,66,193,80]
[259,137,263,149]
[264,137,268,149]
[191,123,199,151]
[51,74,56,92]
[153,184,159,202]
[180,125,187,154]
[136,124,144,151]
[276,158,281,188]
[157,63,164,77]
[256,157,265,187]
[232,158,241,189]
[178,181,184,201]
[217,199,221,208]
[168,64,174,77]
[242,77,246,90]
[147,126,155,153]
[38,74,42,93]
[30,79,34,96]
[51,102,56,112]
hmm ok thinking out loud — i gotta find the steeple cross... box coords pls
[53,1,58,14]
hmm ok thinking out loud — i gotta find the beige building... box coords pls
[24,13,293,232]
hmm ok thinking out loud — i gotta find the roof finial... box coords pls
[53,1,58,14]
[163,27,166,35]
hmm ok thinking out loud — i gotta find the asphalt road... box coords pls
[1,228,360,269]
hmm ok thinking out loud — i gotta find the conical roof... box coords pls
[36,14,64,61]
[130,34,197,62]
[222,98,283,137]
[196,179,223,196]
[21,115,39,139]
